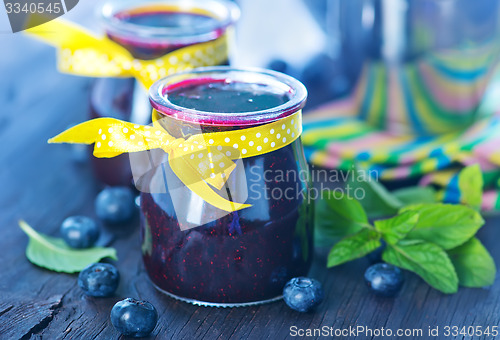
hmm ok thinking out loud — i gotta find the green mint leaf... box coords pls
[374,211,419,244]
[19,220,117,273]
[346,172,402,218]
[392,186,437,205]
[458,164,483,210]
[447,237,496,288]
[401,203,484,250]
[315,190,369,247]
[327,229,381,267]
[383,240,458,294]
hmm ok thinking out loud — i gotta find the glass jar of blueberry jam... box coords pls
[140,67,314,307]
[91,0,239,186]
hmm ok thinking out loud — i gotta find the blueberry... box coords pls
[111,298,158,338]
[60,216,99,249]
[283,277,324,312]
[364,263,404,297]
[78,263,120,297]
[95,187,135,223]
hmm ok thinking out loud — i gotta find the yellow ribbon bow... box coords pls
[49,110,303,212]
[25,19,229,89]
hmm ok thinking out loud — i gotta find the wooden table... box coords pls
[2,8,500,340]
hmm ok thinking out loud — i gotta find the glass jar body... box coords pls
[139,115,314,306]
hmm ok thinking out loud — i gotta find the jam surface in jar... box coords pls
[141,69,313,305]
[109,8,225,59]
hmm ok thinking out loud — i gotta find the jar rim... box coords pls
[100,0,240,46]
[149,66,308,126]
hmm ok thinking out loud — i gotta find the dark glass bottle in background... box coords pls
[299,0,500,132]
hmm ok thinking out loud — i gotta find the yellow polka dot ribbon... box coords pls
[48,110,303,212]
[25,19,229,89]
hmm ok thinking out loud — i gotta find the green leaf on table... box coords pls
[346,173,402,218]
[458,164,483,210]
[315,190,369,247]
[392,186,437,205]
[401,204,484,250]
[327,228,381,267]
[447,237,496,288]
[383,240,458,294]
[19,220,117,273]
[374,211,419,244]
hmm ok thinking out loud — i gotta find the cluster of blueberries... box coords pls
[283,262,404,314]
[60,187,136,248]
[61,187,403,337]
[78,263,157,337]
[60,186,157,337]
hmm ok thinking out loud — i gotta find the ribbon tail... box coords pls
[169,156,251,212]
[25,18,101,48]
[48,118,120,144]
[26,18,133,78]
[48,118,131,158]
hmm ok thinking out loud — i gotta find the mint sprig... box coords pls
[322,165,496,293]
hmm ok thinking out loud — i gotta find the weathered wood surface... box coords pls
[2,3,500,340]
[0,294,62,339]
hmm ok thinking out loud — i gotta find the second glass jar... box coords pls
[90,0,239,186]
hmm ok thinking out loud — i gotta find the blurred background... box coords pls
[3,0,500,110]
[0,0,351,109]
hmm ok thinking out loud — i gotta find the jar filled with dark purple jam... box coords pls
[91,0,239,186]
[140,67,313,306]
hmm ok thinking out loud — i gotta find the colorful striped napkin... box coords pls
[302,81,500,212]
